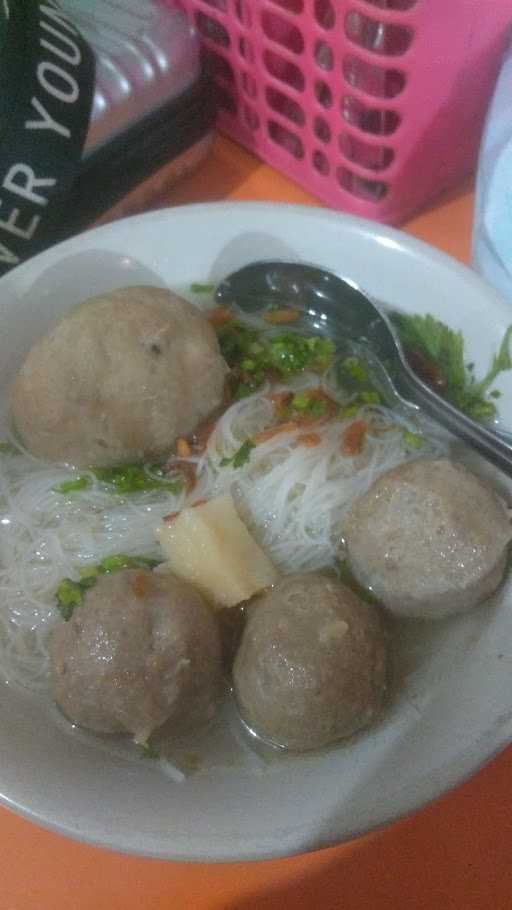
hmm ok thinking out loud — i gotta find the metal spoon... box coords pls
[216,260,512,478]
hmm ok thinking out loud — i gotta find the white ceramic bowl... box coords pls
[1,202,512,862]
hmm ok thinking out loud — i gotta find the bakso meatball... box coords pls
[49,569,222,742]
[233,574,388,752]
[343,458,511,619]
[11,286,227,467]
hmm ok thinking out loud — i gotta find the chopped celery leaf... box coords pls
[391,312,512,423]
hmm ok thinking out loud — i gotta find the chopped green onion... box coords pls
[56,554,161,619]
[403,429,423,449]
[310,398,328,417]
[56,578,87,621]
[268,334,334,376]
[220,439,255,468]
[140,741,160,760]
[79,565,102,581]
[0,441,19,456]
[233,439,256,467]
[341,357,369,383]
[233,382,251,400]
[99,554,159,573]
[217,322,259,366]
[146,463,167,477]
[289,393,328,418]
[93,463,182,496]
[291,392,310,411]
[190,282,215,294]
[52,463,181,496]
[218,321,335,395]
[338,403,359,419]
[357,390,381,406]
[78,575,98,590]
[53,476,92,494]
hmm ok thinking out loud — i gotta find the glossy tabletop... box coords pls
[1,136,511,910]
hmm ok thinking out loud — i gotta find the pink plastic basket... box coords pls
[165,0,511,224]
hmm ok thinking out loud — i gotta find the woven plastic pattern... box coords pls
[167,0,510,224]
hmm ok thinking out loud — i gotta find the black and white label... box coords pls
[0,0,95,276]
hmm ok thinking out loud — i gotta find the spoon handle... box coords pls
[398,368,512,478]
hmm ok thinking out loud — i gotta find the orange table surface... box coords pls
[2,136,512,910]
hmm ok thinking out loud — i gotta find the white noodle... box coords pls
[193,389,447,573]
[0,443,186,690]
[0,360,448,692]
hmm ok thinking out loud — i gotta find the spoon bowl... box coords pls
[216,260,512,477]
